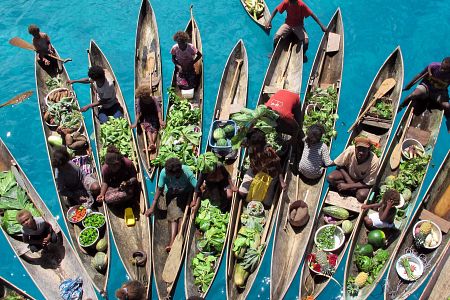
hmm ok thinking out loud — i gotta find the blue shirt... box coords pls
[158,165,197,193]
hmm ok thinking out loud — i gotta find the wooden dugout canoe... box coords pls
[35,44,110,293]
[240,0,271,30]
[152,8,204,299]
[344,102,442,300]
[384,151,450,300]
[270,8,344,300]
[299,46,404,298]
[226,28,303,300]
[134,0,163,178]
[0,276,34,299]
[184,39,248,299]
[0,138,97,299]
[87,40,152,296]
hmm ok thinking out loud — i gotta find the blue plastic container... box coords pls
[208,120,237,152]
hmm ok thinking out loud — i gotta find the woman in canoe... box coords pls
[16,209,58,253]
[191,157,238,211]
[131,85,164,153]
[145,158,197,252]
[52,147,100,205]
[171,31,202,90]
[97,146,138,205]
[239,128,286,205]
[28,24,56,67]
[68,66,123,124]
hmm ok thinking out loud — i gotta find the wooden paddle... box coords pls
[140,124,151,167]
[0,90,33,108]
[9,37,72,63]
[162,205,190,283]
[219,59,244,119]
[390,107,415,170]
[347,77,396,132]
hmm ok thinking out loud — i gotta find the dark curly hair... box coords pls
[104,145,123,165]
[247,128,266,147]
[173,31,190,43]
[165,157,182,175]
[443,57,450,64]
[88,66,105,81]
[382,189,400,206]
[306,124,325,145]
[115,280,146,300]
[28,24,40,35]
[51,146,72,167]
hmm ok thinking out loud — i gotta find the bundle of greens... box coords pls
[192,253,217,293]
[152,88,202,170]
[197,152,218,173]
[370,100,392,119]
[0,170,40,235]
[350,248,390,290]
[244,0,265,19]
[45,96,80,129]
[100,117,133,163]
[45,77,63,90]
[303,86,338,144]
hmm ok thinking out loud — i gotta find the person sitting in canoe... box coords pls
[171,31,202,90]
[361,189,400,229]
[131,85,165,153]
[264,89,302,136]
[398,57,450,132]
[97,146,138,205]
[327,136,379,202]
[191,158,238,211]
[115,280,146,300]
[298,124,333,180]
[239,128,286,205]
[145,158,197,252]
[28,24,56,67]
[264,0,327,61]
[16,209,58,253]
[52,147,100,205]
[68,66,123,124]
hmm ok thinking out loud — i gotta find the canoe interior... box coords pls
[300,46,403,298]
[153,13,204,299]
[384,152,450,299]
[345,105,443,299]
[35,47,110,292]
[419,242,450,300]
[0,140,97,299]
[134,0,163,178]
[240,0,271,28]
[88,41,151,294]
[0,276,34,300]
[184,40,248,298]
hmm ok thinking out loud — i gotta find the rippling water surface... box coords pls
[0,0,449,299]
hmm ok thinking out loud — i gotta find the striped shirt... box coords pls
[298,142,332,179]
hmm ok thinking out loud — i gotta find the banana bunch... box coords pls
[245,0,264,20]
[197,152,218,173]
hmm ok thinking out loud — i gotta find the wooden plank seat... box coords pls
[325,191,362,213]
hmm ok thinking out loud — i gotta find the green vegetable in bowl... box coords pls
[79,227,99,246]
[83,213,105,228]
[316,225,336,250]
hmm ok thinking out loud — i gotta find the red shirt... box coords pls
[276,0,312,27]
[265,89,300,119]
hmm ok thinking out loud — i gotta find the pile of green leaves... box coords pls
[192,199,229,292]
[3,291,26,300]
[45,77,62,90]
[303,86,338,144]
[197,152,218,173]
[231,105,281,151]
[79,227,99,246]
[100,117,133,163]
[353,248,390,287]
[371,100,392,119]
[152,88,202,170]
[0,170,40,235]
[46,97,80,129]
[316,225,336,250]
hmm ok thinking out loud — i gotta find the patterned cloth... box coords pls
[298,141,332,179]
[249,145,282,178]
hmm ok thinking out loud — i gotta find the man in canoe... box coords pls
[115,280,146,300]
[16,209,58,253]
[264,89,302,136]
[398,57,450,132]
[68,66,123,124]
[171,31,202,90]
[28,24,56,67]
[327,136,380,203]
[265,0,327,61]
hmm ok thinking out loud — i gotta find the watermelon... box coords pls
[224,124,235,137]
[216,138,228,147]
[213,128,226,141]
[342,220,354,234]
[367,229,386,248]
[355,243,374,257]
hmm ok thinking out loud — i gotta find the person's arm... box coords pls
[145,187,163,216]
[172,54,182,72]
[361,202,382,210]
[155,97,165,128]
[265,8,279,30]
[378,202,394,222]
[131,99,142,128]
[192,173,205,207]
[403,67,429,91]
[310,11,327,32]
[193,51,202,64]
[41,222,53,246]
[97,182,108,202]
[67,78,91,85]
[321,144,334,167]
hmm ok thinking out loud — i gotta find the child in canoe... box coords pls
[171,31,202,90]
[362,189,400,229]
[16,209,58,253]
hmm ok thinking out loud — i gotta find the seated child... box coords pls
[16,209,58,253]
[362,189,400,229]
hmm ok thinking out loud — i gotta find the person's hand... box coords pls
[80,105,89,112]
[42,236,50,246]
[386,198,395,207]
[176,65,183,72]
[43,58,51,66]
[189,199,198,208]
[265,21,272,30]
[131,122,137,129]
[144,207,154,217]
[280,180,287,190]
[67,80,73,85]
[361,204,369,211]
[96,194,104,202]
[321,25,328,32]
[337,183,350,192]
[231,185,239,193]
[159,120,166,128]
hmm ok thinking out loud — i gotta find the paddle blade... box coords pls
[162,235,184,283]
[0,91,33,108]
[390,143,402,170]
[9,37,35,51]
[373,78,396,99]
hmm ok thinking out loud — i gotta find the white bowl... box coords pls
[401,139,424,160]
[412,220,442,250]
[45,87,73,106]
[77,226,99,248]
[396,253,423,281]
[314,224,345,252]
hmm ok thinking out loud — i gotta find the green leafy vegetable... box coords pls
[316,225,336,250]
[356,255,373,273]
[100,117,133,163]
[370,100,392,119]
[197,152,218,173]
[192,253,217,293]
[45,77,62,90]
[79,227,99,246]
[83,213,106,228]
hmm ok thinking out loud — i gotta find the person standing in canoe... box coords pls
[131,85,164,153]
[265,0,327,61]
[145,158,197,252]
[28,24,56,67]
[68,66,123,124]
[264,89,302,136]
[16,210,58,253]
[398,57,450,132]
[327,136,379,203]
[171,31,202,90]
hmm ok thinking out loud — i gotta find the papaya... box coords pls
[234,263,249,287]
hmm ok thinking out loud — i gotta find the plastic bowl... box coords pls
[401,139,424,160]
[396,253,423,281]
[77,226,99,248]
[412,220,442,250]
[247,201,264,217]
[82,212,106,229]
[66,205,87,224]
[314,224,345,252]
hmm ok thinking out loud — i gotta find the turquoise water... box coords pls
[0,0,449,299]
